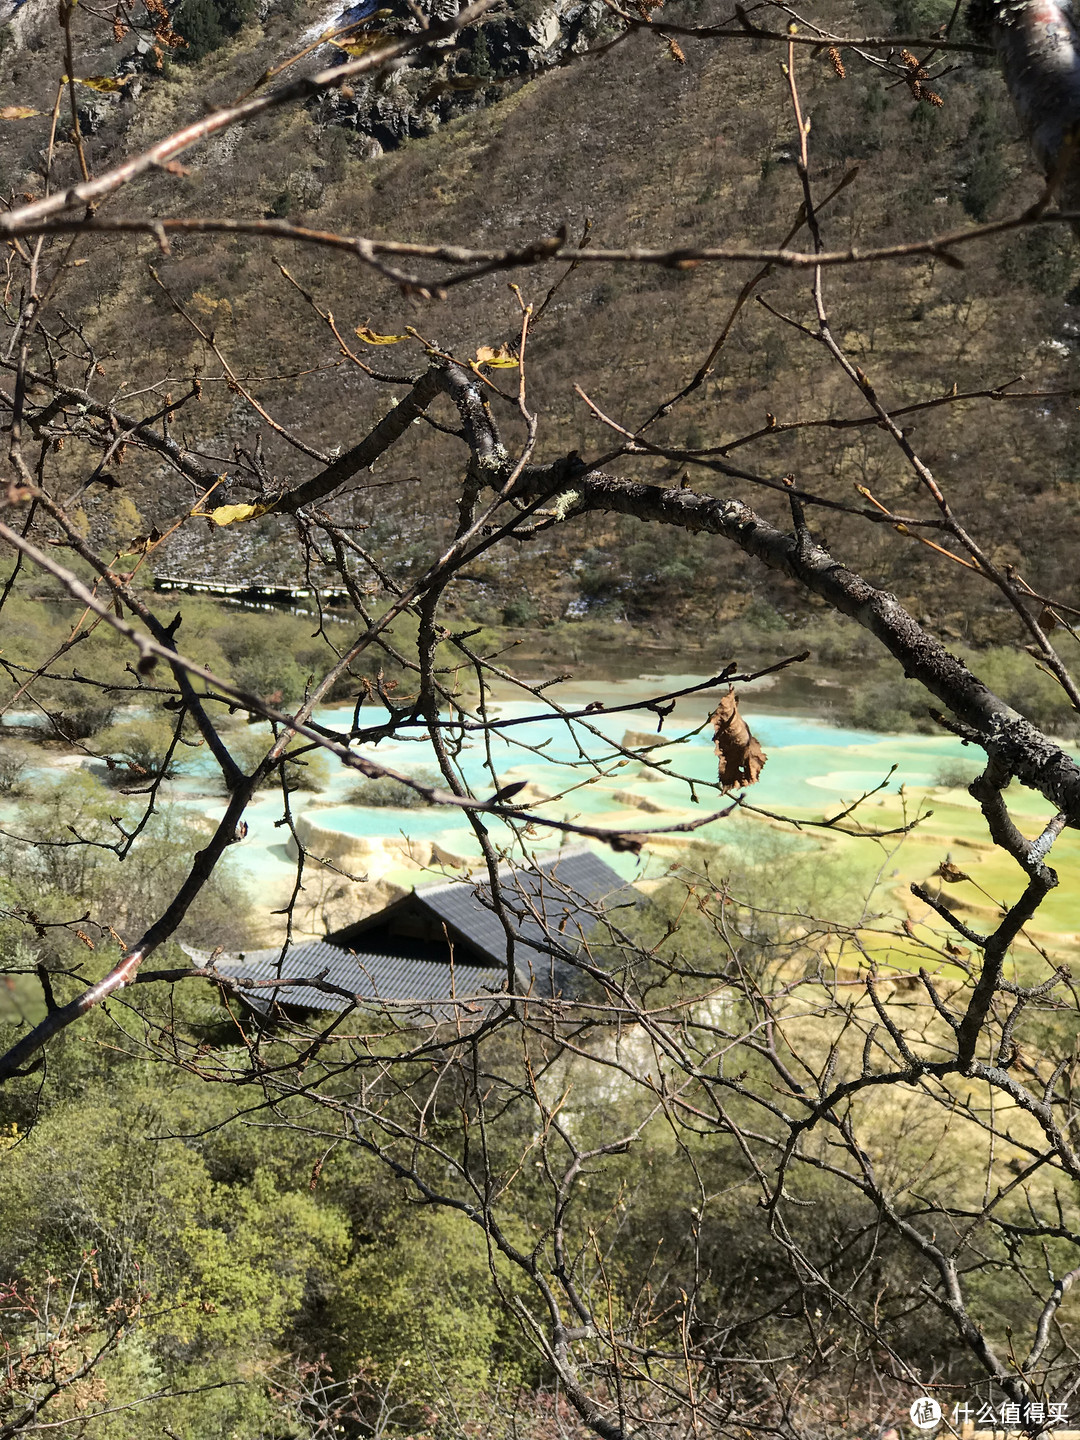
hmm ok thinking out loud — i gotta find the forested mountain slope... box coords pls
[0,0,1074,643]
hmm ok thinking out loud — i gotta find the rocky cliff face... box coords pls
[0,0,48,50]
[308,0,609,153]
[0,0,609,155]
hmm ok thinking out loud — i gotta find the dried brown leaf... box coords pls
[935,860,969,884]
[711,690,766,791]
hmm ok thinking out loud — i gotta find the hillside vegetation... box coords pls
[0,0,1075,657]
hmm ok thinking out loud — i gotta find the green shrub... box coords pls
[1,770,254,950]
[233,653,309,706]
[960,645,1079,734]
[999,227,1076,295]
[892,0,958,31]
[933,758,983,789]
[502,597,539,627]
[0,740,32,794]
[342,766,443,807]
[839,672,937,733]
[95,712,191,782]
[172,0,255,62]
[42,686,119,740]
[226,724,331,792]
[828,645,1080,737]
[960,91,1006,221]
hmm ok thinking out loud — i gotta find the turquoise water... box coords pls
[130,676,1020,886]
[5,675,1009,894]
[312,804,472,838]
[298,696,979,842]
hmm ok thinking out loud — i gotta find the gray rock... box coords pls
[309,0,609,149]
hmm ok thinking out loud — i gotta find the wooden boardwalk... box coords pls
[154,574,351,605]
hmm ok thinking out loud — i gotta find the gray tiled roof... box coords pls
[414,847,637,973]
[195,847,638,1016]
[204,940,500,1015]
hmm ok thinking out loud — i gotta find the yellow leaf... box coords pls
[75,74,129,91]
[0,106,40,119]
[355,324,405,345]
[333,30,396,55]
[209,501,274,527]
[333,36,381,54]
[475,344,518,369]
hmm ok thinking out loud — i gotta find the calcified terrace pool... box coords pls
[190,670,1026,888]
[148,670,1080,958]
[313,706,958,814]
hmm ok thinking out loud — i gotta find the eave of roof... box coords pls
[201,939,502,1015]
